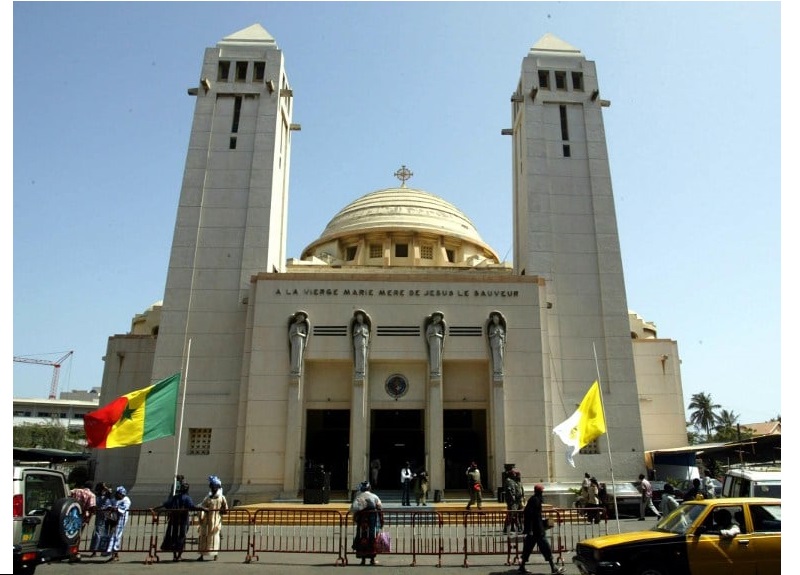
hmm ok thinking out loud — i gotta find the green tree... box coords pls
[13,420,86,450]
[688,392,721,441]
[686,422,701,445]
[713,409,741,442]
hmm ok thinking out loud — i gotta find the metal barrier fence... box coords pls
[78,506,608,567]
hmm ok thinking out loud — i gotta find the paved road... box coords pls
[27,517,660,575]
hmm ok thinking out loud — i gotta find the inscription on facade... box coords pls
[273,287,520,298]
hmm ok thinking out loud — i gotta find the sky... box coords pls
[11,2,785,429]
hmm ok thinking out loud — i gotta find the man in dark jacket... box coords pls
[518,484,564,574]
[683,477,710,502]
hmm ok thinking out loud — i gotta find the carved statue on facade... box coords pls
[488,311,506,379]
[425,311,446,378]
[288,311,309,377]
[351,310,371,379]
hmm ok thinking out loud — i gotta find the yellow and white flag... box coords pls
[553,381,606,467]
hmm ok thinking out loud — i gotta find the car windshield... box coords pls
[654,503,705,535]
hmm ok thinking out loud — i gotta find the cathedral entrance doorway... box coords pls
[369,409,425,490]
[305,409,350,491]
[443,409,488,491]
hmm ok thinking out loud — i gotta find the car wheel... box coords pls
[42,497,82,547]
[635,562,670,575]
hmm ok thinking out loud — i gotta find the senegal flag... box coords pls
[84,373,180,449]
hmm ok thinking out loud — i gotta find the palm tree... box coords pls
[714,409,740,442]
[688,392,721,441]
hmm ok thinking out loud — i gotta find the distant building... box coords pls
[94,25,688,505]
[739,421,781,436]
[13,390,100,432]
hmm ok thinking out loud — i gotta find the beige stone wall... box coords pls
[94,335,156,493]
[633,338,688,450]
[229,273,545,499]
[512,37,645,483]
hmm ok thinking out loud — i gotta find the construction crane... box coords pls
[13,351,74,399]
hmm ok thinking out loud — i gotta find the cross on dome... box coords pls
[394,165,413,187]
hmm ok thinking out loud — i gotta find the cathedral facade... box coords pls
[95,25,686,505]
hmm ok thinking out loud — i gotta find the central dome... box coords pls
[299,187,500,266]
[318,187,486,245]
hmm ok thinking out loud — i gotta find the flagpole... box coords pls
[593,342,621,534]
[172,338,192,496]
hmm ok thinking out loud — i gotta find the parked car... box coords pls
[650,480,685,507]
[602,482,643,518]
[721,468,780,499]
[573,497,781,575]
[13,465,82,575]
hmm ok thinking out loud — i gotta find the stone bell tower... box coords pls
[133,23,295,498]
[510,34,645,478]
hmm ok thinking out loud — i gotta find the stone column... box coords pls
[283,376,304,498]
[428,374,444,500]
[349,377,369,490]
[490,376,506,492]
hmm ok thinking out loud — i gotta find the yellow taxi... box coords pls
[573,497,780,575]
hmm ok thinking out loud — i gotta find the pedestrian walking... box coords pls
[585,477,602,524]
[503,470,524,533]
[88,482,112,557]
[414,470,429,506]
[153,481,197,562]
[70,480,96,532]
[637,474,662,521]
[466,462,483,510]
[197,475,229,561]
[350,481,383,565]
[370,459,381,488]
[400,462,413,506]
[518,484,564,574]
[103,486,131,562]
[659,483,680,517]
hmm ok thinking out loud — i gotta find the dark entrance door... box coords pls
[369,410,425,490]
[443,409,488,491]
[305,409,350,490]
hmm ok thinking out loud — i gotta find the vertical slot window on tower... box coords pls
[538,70,550,89]
[235,61,248,82]
[232,96,242,133]
[571,71,584,91]
[253,61,265,82]
[560,105,571,158]
[218,61,230,81]
[229,137,237,150]
[555,71,567,90]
